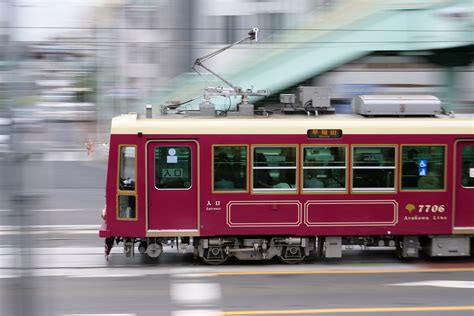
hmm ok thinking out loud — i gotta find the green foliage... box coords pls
[74,74,97,103]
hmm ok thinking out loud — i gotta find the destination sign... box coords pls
[307,129,343,138]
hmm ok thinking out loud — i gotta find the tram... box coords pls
[99,101,474,263]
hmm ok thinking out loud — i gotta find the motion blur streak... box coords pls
[204,267,474,276]
[221,305,474,315]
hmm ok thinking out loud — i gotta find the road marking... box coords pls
[201,267,474,277]
[67,274,140,278]
[5,268,166,279]
[0,209,84,213]
[221,306,474,315]
[32,208,84,212]
[0,274,19,279]
[0,231,98,236]
[172,311,221,316]
[64,314,136,316]
[0,245,192,256]
[171,283,221,306]
[174,273,214,279]
[0,224,99,230]
[37,151,93,161]
[389,280,474,289]
[0,224,100,235]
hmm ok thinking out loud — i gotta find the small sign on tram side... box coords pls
[307,129,343,138]
[418,159,428,176]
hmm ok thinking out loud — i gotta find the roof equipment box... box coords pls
[352,95,442,116]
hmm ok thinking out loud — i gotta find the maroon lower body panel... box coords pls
[305,200,397,227]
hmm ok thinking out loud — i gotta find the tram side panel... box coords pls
[197,133,457,238]
[101,132,468,241]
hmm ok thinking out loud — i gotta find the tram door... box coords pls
[147,141,198,231]
[454,141,474,229]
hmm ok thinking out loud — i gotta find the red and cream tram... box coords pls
[99,112,474,263]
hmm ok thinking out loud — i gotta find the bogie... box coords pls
[105,234,472,264]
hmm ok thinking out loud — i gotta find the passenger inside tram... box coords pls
[304,170,324,188]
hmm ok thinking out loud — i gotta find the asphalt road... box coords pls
[0,122,473,316]
[1,252,473,316]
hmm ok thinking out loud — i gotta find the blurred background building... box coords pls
[90,0,474,118]
[0,0,473,146]
[95,0,326,117]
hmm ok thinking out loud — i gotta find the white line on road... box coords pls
[0,224,99,236]
[36,151,93,161]
[0,247,117,255]
[0,224,99,231]
[389,280,474,289]
[172,311,221,316]
[171,283,221,306]
[67,273,141,278]
[173,273,214,278]
[0,209,86,213]
[30,208,84,212]
[64,314,136,316]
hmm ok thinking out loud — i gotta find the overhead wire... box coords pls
[5,26,473,32]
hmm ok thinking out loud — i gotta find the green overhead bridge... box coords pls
[154,0,473,112]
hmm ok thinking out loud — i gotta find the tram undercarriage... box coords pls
[104,235,472,264]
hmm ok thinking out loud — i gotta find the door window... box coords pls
[155,146,192,189]
[117,145,137,220]
[119,146,136,191]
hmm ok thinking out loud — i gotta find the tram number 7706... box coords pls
[418,204,446,213]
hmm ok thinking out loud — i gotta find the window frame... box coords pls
[351,144,398,193]
[251,144,299,194]
[154,145,193,191]
[116,144,138,221]
[301,144,348,194]
[211,144,249,194]
[399,144,447,192]
[461,145,474,189]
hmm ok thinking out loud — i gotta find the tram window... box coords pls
[352,146,396,191]
[118,195,136,219]
[119,146,136,191]
[155,146,191,189]
[401,146,445,190]
[462,146,474,188]
[213,146,247,192]
[303,146,346,191]
[253,146,297,191]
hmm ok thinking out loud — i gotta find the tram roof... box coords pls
[111,113,474,135]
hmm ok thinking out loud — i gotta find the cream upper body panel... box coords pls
[111,113,474,135]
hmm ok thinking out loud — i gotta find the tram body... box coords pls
[99,113,474,263]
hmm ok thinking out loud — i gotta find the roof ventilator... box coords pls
[352,95,442,116]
